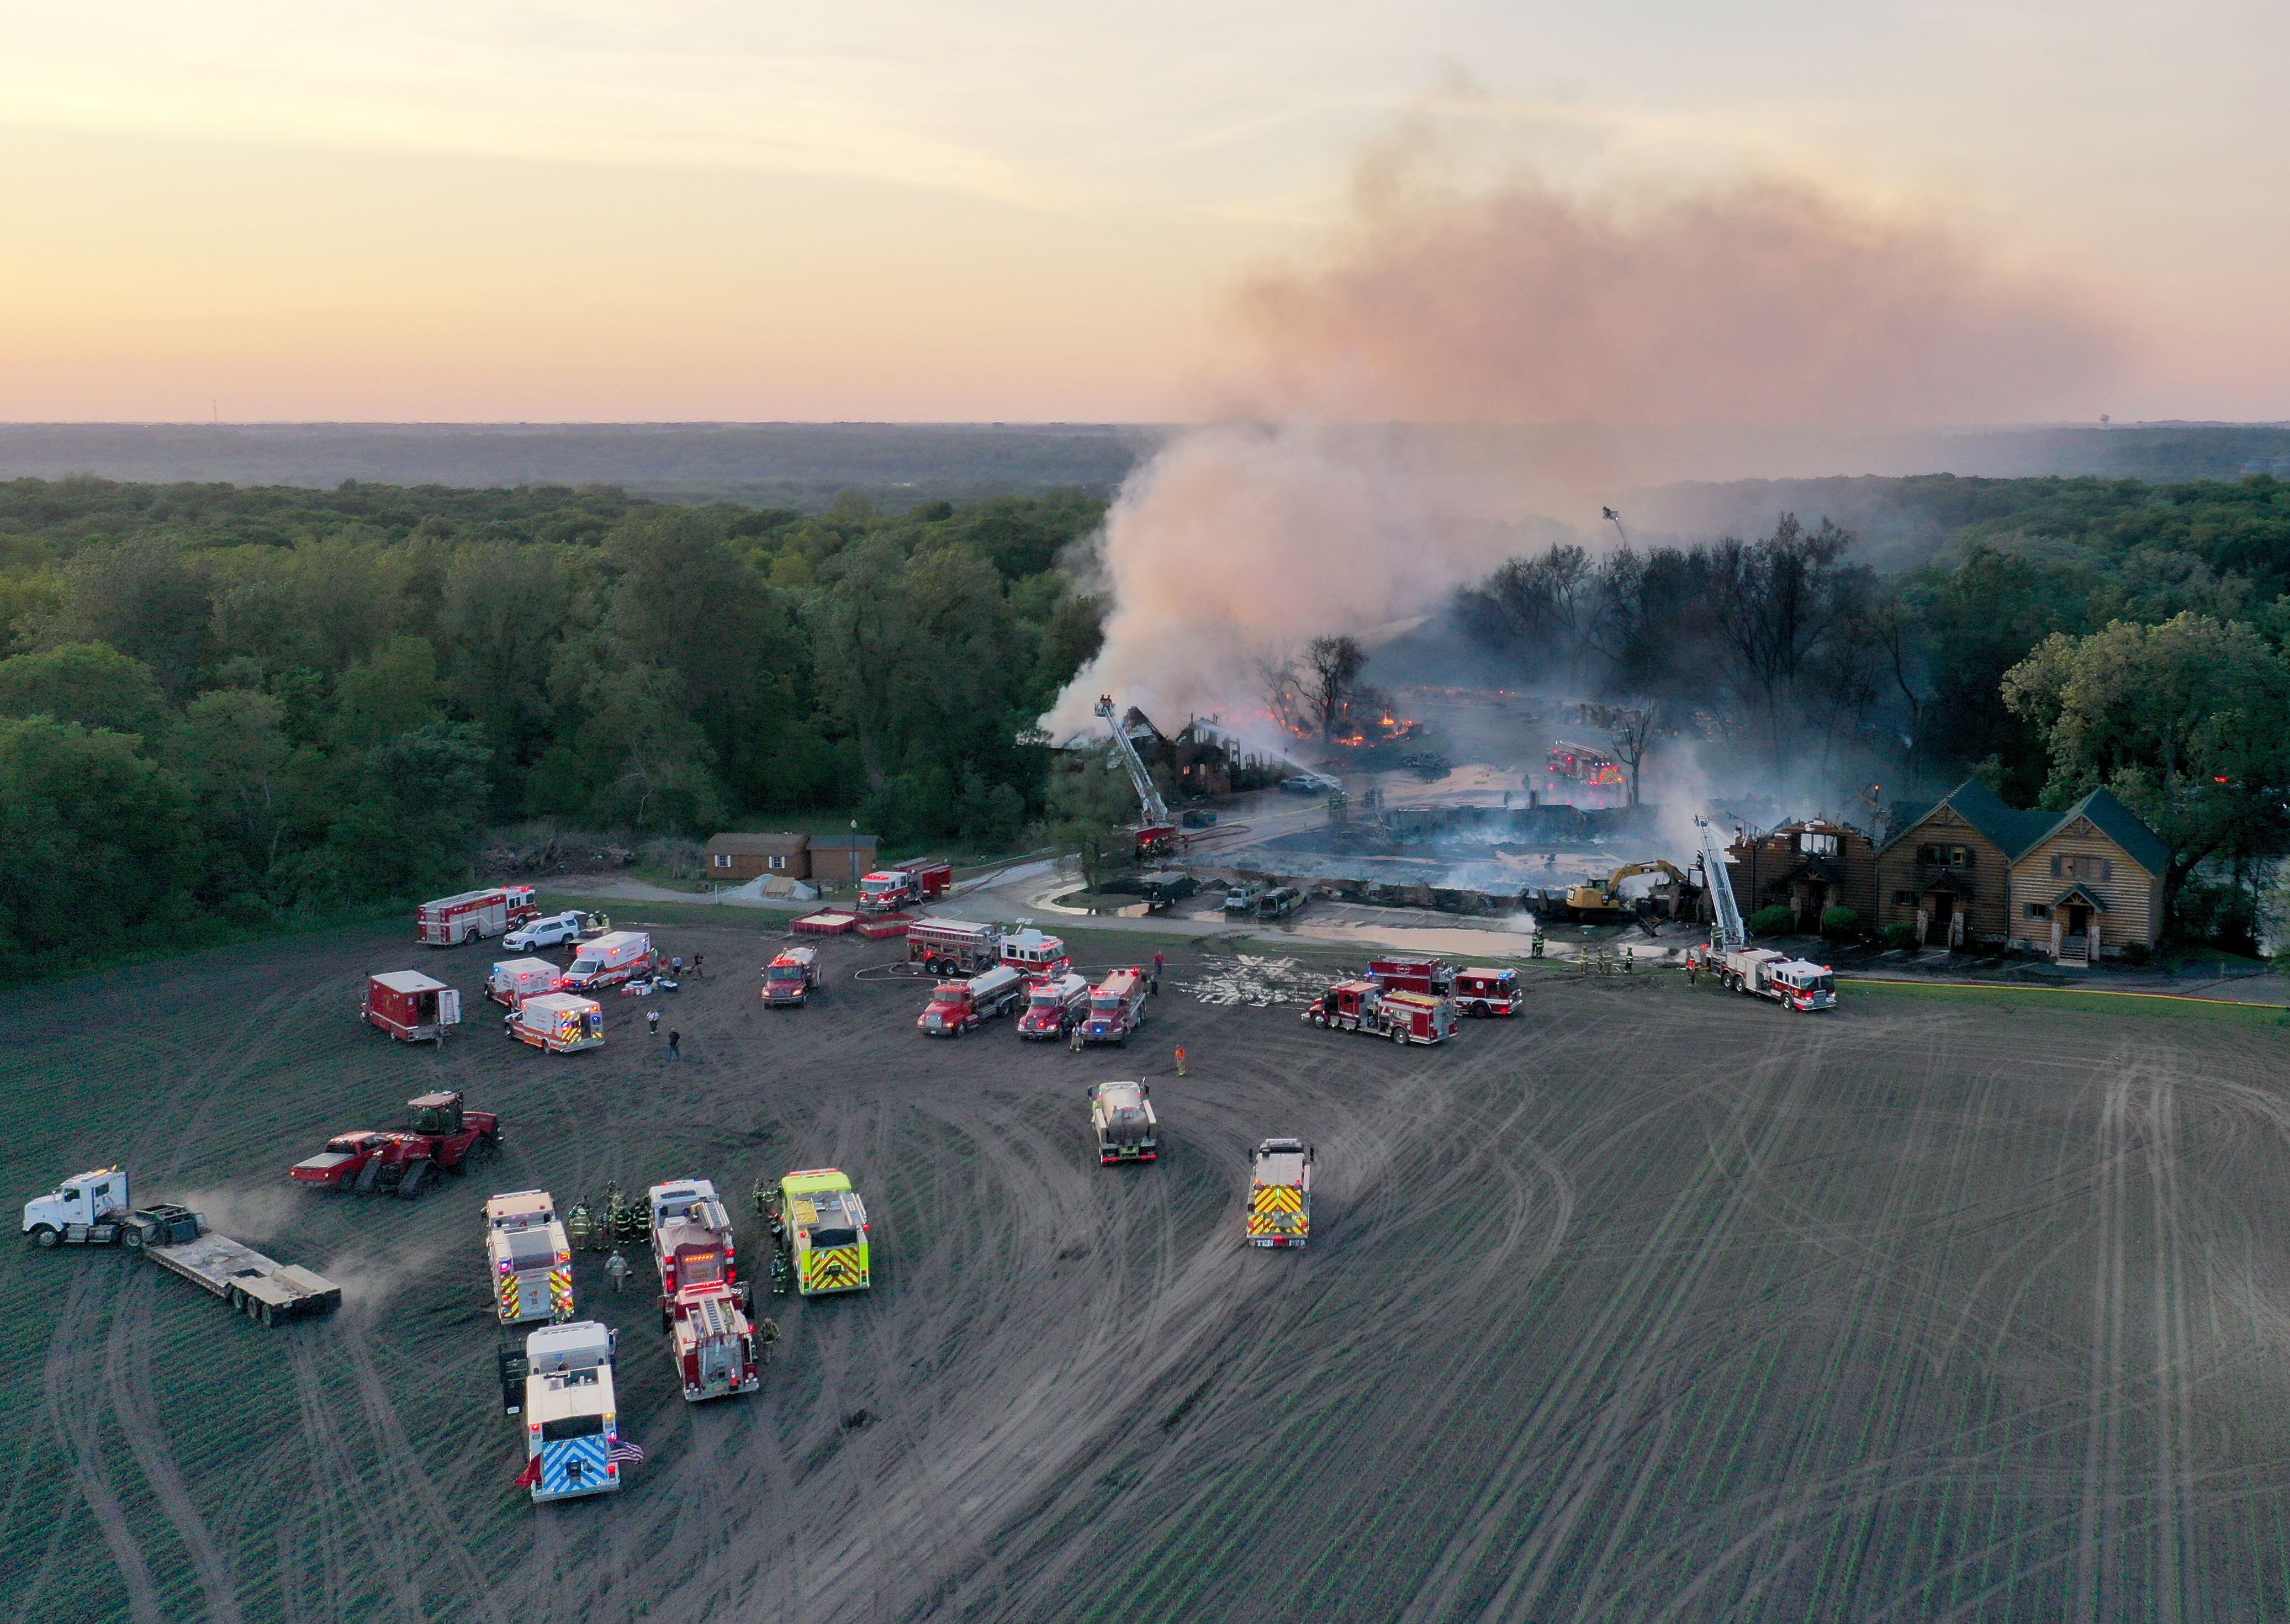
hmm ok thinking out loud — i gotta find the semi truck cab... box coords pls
[22,1166,129,1240]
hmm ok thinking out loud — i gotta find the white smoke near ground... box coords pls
[1040,104,2121,739]
[168,1184,308,1245]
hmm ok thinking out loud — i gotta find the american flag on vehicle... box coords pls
[609,1438,646,1466]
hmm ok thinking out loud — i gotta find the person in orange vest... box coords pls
[1175,1045,1188,1076]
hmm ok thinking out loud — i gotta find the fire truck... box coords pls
[362,971,461,1043]
[416,885,537,946]
[1246,1139,1313,1249]
[762,945,820,1006]
[666,1283,761,1401]
[1089,1080,1159,1164]
[1302,980,1457,1044]
[557,931,657,992]
[646,1179,742,1307]
[516,1321,633,1503]
[906,918,1002,977]
[1367,956,1454,995]
[1077,968,1149,1047]
[1543,741,1626,809]
[1706,947,1839,1011]
[1452,966,1522,1015]
[917,964,1026,1035]
[1017,971,1091,1039]
[859,859,952,914]
[486,1189,574,1324]
[767,1168,872,1296]
[998,927,1070,980]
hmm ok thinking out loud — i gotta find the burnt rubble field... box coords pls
[7,920,2290,1621]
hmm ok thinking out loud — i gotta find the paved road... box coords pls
[8,921,2290,1621]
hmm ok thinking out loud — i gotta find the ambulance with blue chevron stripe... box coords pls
[1246,1139,1313,1249]
[775,1168,872,1295]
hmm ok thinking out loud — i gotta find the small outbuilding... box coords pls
[704,832,811,882]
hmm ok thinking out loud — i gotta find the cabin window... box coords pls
[1917,844,1970,866]
[2053,853,2112,881]
[1892,890,1914,905]
[2027,903,2050,919]
[713,853,731,869]
[1799,831,1839,856]
[769,855,787,871]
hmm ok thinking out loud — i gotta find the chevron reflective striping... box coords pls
[539,1435,611,1498]
[549,1268,574,1316]
[1254,1186,1303,1213]
[497,1275,519,1318]
[803,1246,865,1292]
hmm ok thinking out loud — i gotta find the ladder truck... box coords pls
[1688,816,1835,1008]
[1095,696,1180,861]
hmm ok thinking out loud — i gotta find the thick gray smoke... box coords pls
[1041,115,2120,738]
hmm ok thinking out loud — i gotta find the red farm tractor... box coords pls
[290,1091,501,1199]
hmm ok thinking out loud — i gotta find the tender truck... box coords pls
[859,859,953,914]
[417,885,537,946]
[761,945,820,1007]
[517,1320,630,1503]
[1717,948,1838,1011]
[1452,966,1521,1015]
[769,1168,872,1296]
[487,1189,574,1324]
[1017,971,1092,1040]
[1088,1081,1159,1165]
[917,964,1025,1036]
[23,1167,342,1322]
[905,918,1002,977]
[1077,968,1149,1047]
[507,992,605,1052]
[363,970,462,1043]
[1246,1139,1313,1249]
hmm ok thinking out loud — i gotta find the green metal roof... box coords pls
[1881,779,2166,876]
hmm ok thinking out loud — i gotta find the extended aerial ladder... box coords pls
[1096,697,1178,858]
[1696,816,1746,953]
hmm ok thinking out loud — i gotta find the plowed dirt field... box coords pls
[6,920,2290,1622]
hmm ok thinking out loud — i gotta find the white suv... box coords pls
[504,912,585,951]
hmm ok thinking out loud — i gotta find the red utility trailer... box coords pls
[416,886,537,946]
[363,971,462,1043]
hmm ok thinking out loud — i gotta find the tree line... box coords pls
[0,478,1107,977]
[1452,475,2290,946]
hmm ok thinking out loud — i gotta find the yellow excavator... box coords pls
[1562,860,1691,918]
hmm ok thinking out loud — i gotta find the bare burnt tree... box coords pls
[1253,648,1307,734]
[1303,634,1367,739]
[1705,515,1871,768]
[1604,700,1664,807]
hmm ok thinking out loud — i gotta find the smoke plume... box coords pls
[1041,112,2120,738]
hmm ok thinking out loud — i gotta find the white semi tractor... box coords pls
[22,1167,343,1324]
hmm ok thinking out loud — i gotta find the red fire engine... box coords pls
[859,859,953,914]
[1367,956,1454,996]
[1451,967,1521,1015]
[416,886,537,946]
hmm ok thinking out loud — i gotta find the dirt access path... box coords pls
[5,922,2290,1621]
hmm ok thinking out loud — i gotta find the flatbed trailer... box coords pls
[145,1224,343,1324]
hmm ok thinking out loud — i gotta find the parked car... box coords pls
[504,911,588,952]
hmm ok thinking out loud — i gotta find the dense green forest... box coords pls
[5,469,2289,976]
[0,477,1106,977]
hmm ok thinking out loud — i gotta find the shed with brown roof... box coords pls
[704,832,810,882]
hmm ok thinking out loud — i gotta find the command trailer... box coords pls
[486,1189,574,1324]
[487,957,561,1008]
[507,992,605,1053]
[417,885,537,946]
[363,971,462,1043]
[761,945,819,1007]
[517,1321,632,1503]
[557,931,658,993]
